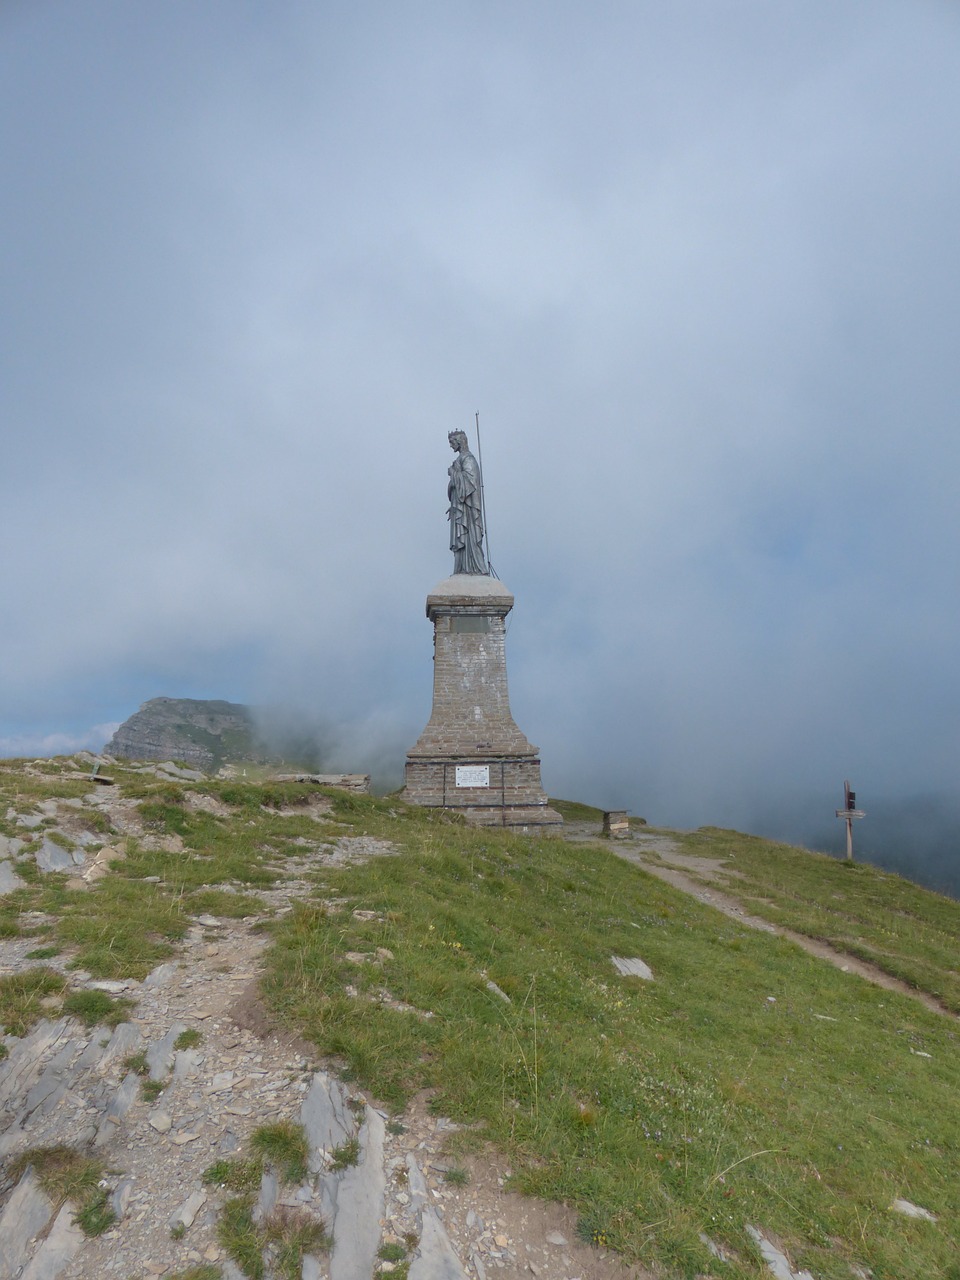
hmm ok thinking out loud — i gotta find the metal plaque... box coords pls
[455,765,490,788]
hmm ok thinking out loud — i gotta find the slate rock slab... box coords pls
[0,860,25,895]
[0,1170,56,1280]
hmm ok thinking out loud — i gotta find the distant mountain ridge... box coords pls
[104,697,266,771]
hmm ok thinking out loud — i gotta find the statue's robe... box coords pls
[448,449,487,574]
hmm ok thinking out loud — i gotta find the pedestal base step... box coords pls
[403,757,562,829]
[412,800,562,830]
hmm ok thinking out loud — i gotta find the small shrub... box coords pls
[174,1028,202,1050]
[329,1137,360,1171]
[141,1078,165,1102]
[575,1212,610,1249]
[25,946,61,960]
[123,1051,149,1076]
[442,1166,469,1187]
[378,1241,408,1261]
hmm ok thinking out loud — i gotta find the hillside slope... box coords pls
[104,697,263,771]
[1,758,958,1280]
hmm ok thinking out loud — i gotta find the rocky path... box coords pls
[1,812,638,1280]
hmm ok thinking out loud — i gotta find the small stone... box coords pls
[494,1234,509,1247]
[891,1198,937,1222]
[169,1190,207,1232]
[204,1246,222,1262]
[149,1112,172,1133]
[111,1178,135,1220]
[171,1131,200,1145]
[610,956,653,980]
[545,1232,567,1246]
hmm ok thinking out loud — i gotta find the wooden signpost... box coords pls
[836,779,865,860]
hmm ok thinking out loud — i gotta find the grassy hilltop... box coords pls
[1,758,958,1279]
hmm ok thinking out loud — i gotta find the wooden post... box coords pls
[836,778,865,861]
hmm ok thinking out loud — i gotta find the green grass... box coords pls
[217,1197,328,1280]
[250,1121,309,1185]
[204,1122,310,1194]
[203,1157,263,1192]
[74,1189,116,1235]
[7,1146,116,1236]
[4,759,960,1279]
[205,1122,321,1279]
[548,797,605,822]
[174,1028,203,1050]
[0,968,66,1035]
[262,818,960,1280]
[203,1157,264,1195]
[62,988,134,1028]
[675,827,960,1013]
[217,1196,265,1280]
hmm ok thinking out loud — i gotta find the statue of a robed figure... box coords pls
[447,430,488,575]
[403,426,560,829]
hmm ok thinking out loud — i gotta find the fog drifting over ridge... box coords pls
[2,2,959,894]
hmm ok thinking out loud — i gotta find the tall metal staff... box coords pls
[474,410,496,577]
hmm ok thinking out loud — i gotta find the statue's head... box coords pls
[448,430,468,452]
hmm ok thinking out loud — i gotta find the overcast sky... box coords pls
[3,2,959,883]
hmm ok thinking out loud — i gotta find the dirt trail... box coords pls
[563,824,958,1023]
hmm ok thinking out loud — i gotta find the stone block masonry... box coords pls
[404,574,561,830]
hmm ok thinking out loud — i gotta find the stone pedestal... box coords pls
[404,574,561,830]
